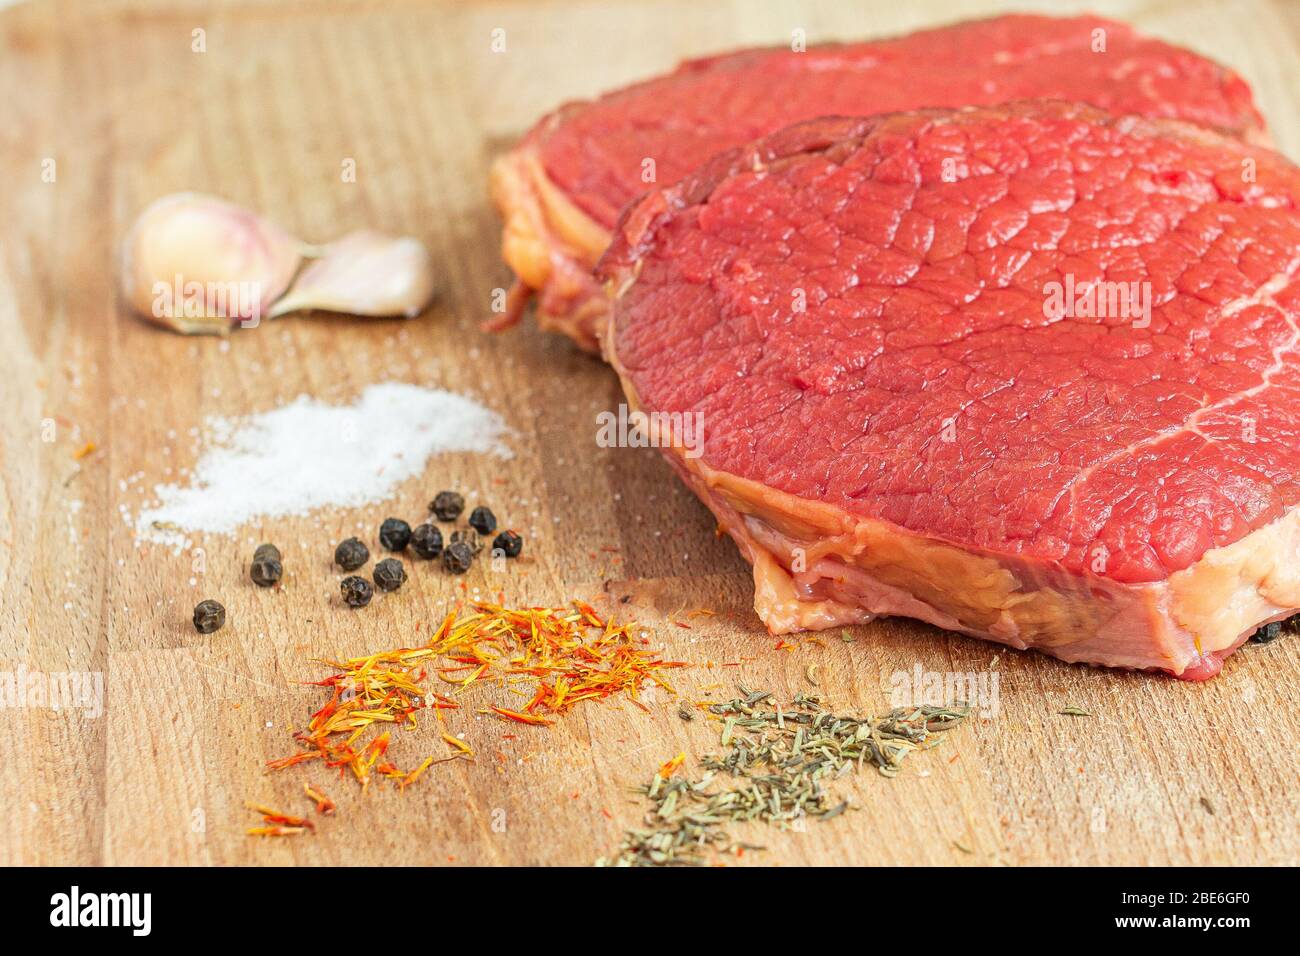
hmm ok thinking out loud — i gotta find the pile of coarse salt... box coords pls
[134,382,512,544]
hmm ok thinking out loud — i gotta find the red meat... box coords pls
[600,101,1300,679]
[492,14,1266,350]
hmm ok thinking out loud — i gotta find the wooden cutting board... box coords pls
[1,0,1297,866]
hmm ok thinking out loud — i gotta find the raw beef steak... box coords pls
[600,101,1300,680]
[492,14,1265,351]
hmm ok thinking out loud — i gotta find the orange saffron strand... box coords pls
[401,756,436,790]
[267,601,686,793]
[244,801,315,830]
[658,752,686,778]
[247,825,308,837]
[303,784,335,815]
[442,732,473,755]
[266,751,321,770]
[488,705,554,727]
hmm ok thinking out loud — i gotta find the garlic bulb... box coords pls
[120,193,438,334]
[269,230,436,319]
[120,193,302,334]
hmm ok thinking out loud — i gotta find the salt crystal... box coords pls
[136,382,511,540]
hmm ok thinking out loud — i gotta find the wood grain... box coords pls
[0,0,1297,866]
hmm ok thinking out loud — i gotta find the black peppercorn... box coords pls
[1252,621,1286,643]
[468,506,497,535]
[443,540,474,574]
[254,543,281,563]
[492,530,523,558]
[379,517,412,551]
[340,575,373,608]
[193,599,226,633]
[373,557,408,592]
[410,523,443,559]
[451,529,482,554]
[250,543,283,587]
[430,490,464,521]
[334,537,370,571]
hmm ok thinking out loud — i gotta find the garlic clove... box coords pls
[120,192,303,334]
[268,230,436,320]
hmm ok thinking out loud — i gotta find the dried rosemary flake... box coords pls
[600,689,970,866]
[720,716,736,747]
[1059,705,1093,717]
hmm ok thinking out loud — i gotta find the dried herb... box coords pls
[430,490,464,521]
[193,599,226,634]
[1058,705,1092,717]
[334,537,369,571]
[599,688,969,866]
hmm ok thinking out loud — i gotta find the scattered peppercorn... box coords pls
[193,599,226,634]
[250,543,283,587]
[443,540,474,574]
[334,537,369,571]
[492,530,523,558]
[451,529,483,555]
[340,575,373,608]
[410,523,443,559]
[254,543,281,563]
[468,506,497,535]
[373,557,408,592]
[1252,621,1283,644]
[430,490,464,521]
[1251,614,1299,644]
[379,517,412,551]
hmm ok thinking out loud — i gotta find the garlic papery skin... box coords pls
[268,230,436,320]
[120,193,303,334]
